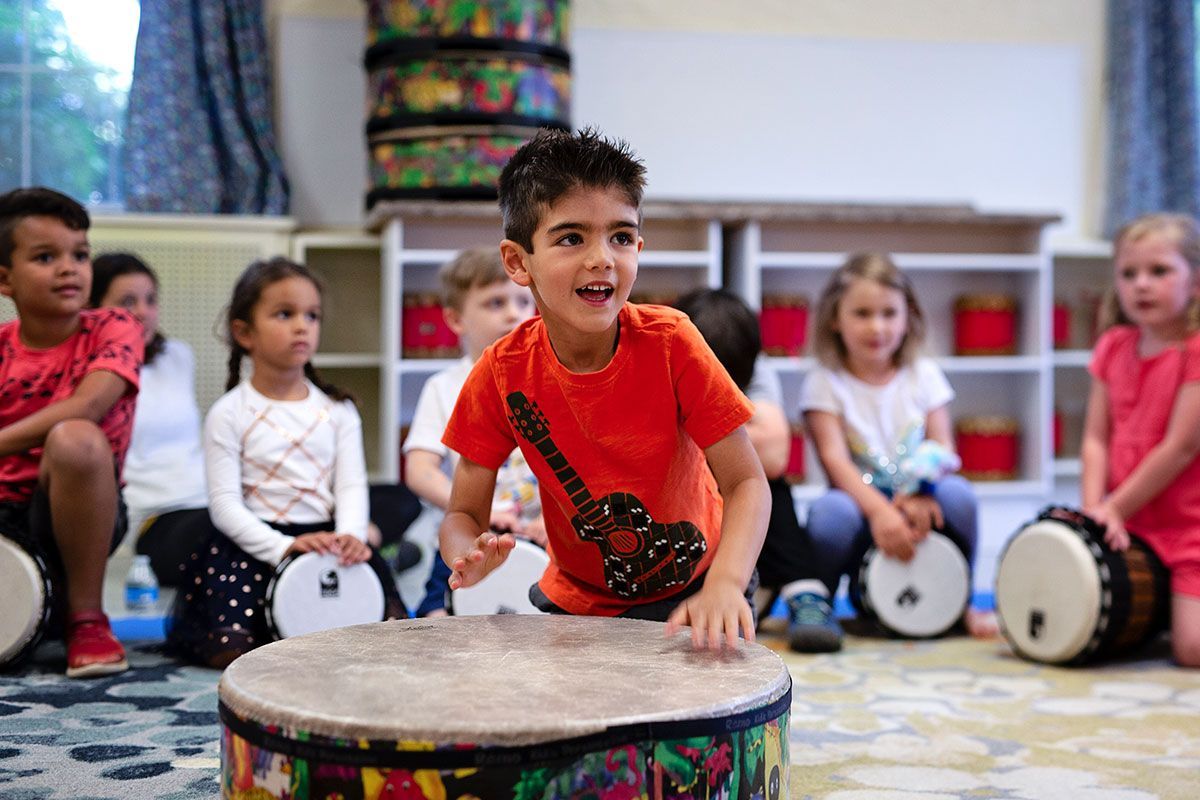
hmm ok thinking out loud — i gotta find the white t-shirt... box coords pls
[121,339,208,535]
[204,380,369,566]
[799,357,954,492]
[745,354,783,406]
[402,357,539,519]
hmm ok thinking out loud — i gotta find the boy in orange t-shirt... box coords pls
[440,129,770,648]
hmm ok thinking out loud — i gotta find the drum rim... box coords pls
[857,531,970,638]
[265,552,387,640]
[449,538,549,616]
[995,512,1104,663]
[0,535,51,666]
[218,616,792,746]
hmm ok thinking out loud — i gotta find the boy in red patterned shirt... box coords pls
[0,188,143,677]
[440,129,770,649]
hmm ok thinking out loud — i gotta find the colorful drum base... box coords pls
[366,0,570,50]
[369,55,570,123]
[368,130,532,203]
[219,616,791,800]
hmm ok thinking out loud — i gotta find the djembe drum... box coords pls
[995,506,1171,664]
[219,616,791,800]
[0,533,52,669]
[264,551,395,640]
[853,531,971,638]
[450,538,549,615]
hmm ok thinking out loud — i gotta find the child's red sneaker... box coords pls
[65,610,128,678]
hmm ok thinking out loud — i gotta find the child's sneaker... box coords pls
[65,610,128,678]
[786,591,843,653]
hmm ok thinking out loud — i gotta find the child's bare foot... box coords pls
[965,608,999,639]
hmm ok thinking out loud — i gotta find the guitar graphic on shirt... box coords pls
[506,391,707,600]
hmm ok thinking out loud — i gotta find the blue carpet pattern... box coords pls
[0,642,221,799]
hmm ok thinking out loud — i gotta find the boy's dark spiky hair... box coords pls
[0,187,90,267]
[498,127,646,251]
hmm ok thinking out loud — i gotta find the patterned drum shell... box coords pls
[995,506,1171,665]
[366,0,570,51]
[219,616,791,799]
[367,127,537,204]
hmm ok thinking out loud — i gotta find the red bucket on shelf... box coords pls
[1053,300,1072,349]
[402,294,459,358]
[1053,408,1064,457]
[760,295,808,357]
[955,416,1020,481]
[785,424,806,484]
[954,294,1017,355]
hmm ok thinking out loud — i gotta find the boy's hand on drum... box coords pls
[870,505,918,561]
[895,494,943,538]
[447,531,516,590]
[1085,502,1130,551]
[665,575,754,651]
[331,533,371,565]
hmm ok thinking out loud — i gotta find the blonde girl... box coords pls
[800,253,996,638]
[167,258,404,667]
[1082,213,1200,667]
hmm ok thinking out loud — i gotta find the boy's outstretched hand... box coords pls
[664,576,755,650]
[448,531,516,590]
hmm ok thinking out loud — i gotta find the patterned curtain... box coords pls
[122,0,288,214]
[1105,0,1200,235]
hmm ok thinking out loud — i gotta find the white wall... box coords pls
[270,0,1106,242]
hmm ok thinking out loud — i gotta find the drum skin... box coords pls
[450,538,549,615]
[854,531,970,638]
[219,616,791,800]
[0,534,52,668]
[995,507,1171,665]
[265,552,388,640]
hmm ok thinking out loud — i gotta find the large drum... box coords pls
[853,531,971,638]
[219,616,791,799]
[0,533,52,669]
[450,538,549,615]
[995,506,1171,665]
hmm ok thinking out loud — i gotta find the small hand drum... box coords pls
[0,533,52,668]
[265,552,388,639]
[856,531,971,638]
[451,538,549,616]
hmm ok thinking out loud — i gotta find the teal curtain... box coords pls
[1106,0,1200,234]
[122,0,288,214]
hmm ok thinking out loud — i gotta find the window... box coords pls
[0,0,139,208]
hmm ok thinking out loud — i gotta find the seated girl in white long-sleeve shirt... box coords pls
[166,258,405,668]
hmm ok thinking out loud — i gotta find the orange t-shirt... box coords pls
[443,303,753,615]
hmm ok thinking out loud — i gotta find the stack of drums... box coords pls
[220,616,791,799]
[364,0,571,205]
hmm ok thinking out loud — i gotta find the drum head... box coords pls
[861,531,970,638]
[268,553,386,639]
[995,518,1101,663]
[0,535,49,665]
[451,539,549,616]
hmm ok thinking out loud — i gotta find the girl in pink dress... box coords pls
[1082,213,1200,667]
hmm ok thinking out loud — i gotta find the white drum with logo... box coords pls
[265,552,388,639]
[856,531,970,638]
[451,538,549,616]
[0,533,52,667]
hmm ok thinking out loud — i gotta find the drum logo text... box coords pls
[319,569,339,598]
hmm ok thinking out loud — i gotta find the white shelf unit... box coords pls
[1050,243,1112,477]
[726,208,1059,499]
[360,201,725,482]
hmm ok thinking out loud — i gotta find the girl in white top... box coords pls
[800,252,996,638]
[90,254,209,586]
[167,258,403,667]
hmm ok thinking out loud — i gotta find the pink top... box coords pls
[1089,326,1200,538]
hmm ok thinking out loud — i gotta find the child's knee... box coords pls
[41,420,110,472]
[1172,630,1200,667]
[1171,598,1200,667]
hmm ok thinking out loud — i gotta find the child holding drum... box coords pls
[801,253,997,638]
[1081,212,1200,667]
[0,188,143,678]
[440,128,770,650]
[167,257,404,668]
[402,247,541,617]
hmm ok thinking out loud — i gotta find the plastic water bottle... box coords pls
[124,554,159,611]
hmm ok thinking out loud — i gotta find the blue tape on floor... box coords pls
[111,616,166,641]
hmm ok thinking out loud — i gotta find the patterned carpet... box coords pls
[1,628,1196,799]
